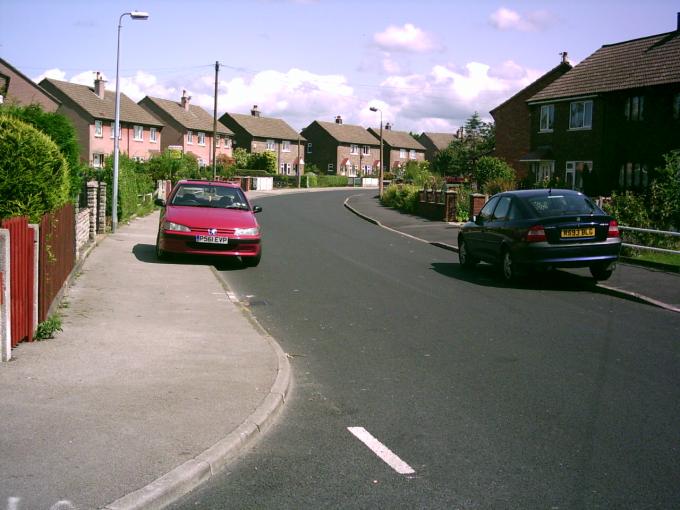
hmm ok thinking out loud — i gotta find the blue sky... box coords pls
[2,0,678,132]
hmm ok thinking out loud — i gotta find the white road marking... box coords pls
[347,426,415,475]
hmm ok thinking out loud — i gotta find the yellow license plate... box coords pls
[561,227,595,238]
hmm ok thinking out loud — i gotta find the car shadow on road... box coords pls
[132,243,246,271]
[431,261,599,293]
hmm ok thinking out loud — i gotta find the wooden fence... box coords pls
[39,203,75,322]
[0,216,34,347]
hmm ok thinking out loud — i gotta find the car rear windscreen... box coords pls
[525,194,601,217]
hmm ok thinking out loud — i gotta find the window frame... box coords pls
[281,140,291,152]
[569,100,593,130]
[307,143,312,154]
[350,144,359,155]
[409,149,417,160]
[266,139,276,151]
[133,125,143,141]
[94,120,103,138]
[150,127,157,143]
[197,131,206,146]
[539,104,555,132]
[399,148,407,159]
[187,130,194,145]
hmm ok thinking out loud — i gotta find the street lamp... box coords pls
[112,10,149,233]
[369,106,384,198]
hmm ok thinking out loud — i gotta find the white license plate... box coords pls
[196,235,230,244]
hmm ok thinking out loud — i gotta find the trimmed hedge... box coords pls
[317,175,349,187]
[0,115,70,221]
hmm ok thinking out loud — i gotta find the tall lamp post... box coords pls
[369,106,384,198]
[112,10,149,233]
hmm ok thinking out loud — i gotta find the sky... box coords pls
[1,0,678,133]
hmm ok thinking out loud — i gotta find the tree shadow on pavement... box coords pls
[431,261,599,293]
[132,243,245,271]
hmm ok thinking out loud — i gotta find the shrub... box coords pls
[454,185,472,222]
[303,172,318,188]
[381,183,420,213]
[474,156,515,191]
[317,175,348,187]
[0,115,70,221]
[484,176,516,195]
[403,161,433,187]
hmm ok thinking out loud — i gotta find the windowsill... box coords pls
[568,127,592,131]
[538,129,553,133]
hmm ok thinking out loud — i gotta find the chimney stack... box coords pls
[251,105,261,117]
[385,122,392,130]
[560,51,569,64]
[180,90,191,111]
[335,115,343,124]
[94,72,106,99]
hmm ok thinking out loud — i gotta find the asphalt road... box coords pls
[171,189,680,509]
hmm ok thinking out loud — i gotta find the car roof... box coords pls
[176,180,241,189]
[497,189,586,199]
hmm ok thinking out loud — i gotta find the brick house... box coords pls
[367,123,426,175]
[40,74,163,167]
[139,91,233,167]
[523,23,680,195]
[0,58,60,112]
[301,116,381,176]
[418,132,457,163]
[490,57,572,181]
[219,106,305,176]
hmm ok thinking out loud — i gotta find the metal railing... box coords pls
[619,226,680,255]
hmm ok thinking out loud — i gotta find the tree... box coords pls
[474,156,515,192]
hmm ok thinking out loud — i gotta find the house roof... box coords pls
[421,132,456,151]
[40,78,161,126]
[0,58,61,107]
[222,112,303,141]
[367,128,425,150]
[313,120,380,145]
[490,62,572,113]
[141,96,232,134]
[529,31,680,103]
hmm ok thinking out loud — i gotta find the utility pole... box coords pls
[297,135,301,188]
[212,61,219,180]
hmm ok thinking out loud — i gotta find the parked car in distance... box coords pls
[458,189,621,281]
[155,180,262,266]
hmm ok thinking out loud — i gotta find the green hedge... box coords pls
[380,183,420,213]
[317,175,349,187]
[0,115,70,221]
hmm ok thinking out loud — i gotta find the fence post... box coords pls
[87,181,98,241]
[29,224,39,334]
[470,193,488,221]
[445,191,458,222]
[98,181,107,233]
[0,229,10,361]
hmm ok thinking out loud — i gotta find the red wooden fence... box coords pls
[0,216,34,347]
[39,204,75,323]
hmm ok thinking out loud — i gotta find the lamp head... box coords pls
[369,107,378,112]
[130,11,149,20]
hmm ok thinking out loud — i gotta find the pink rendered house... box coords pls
[40,74,163,168]
[139,91,234,167]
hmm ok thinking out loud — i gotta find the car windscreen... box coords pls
[171,185,249,209]
[524,194,601,217]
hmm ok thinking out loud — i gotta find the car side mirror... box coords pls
[252,205,262,213]
[474,215,483,225]
[155,198,166,207]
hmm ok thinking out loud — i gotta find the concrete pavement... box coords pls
[0,210,290,510]
[344,192,680,313]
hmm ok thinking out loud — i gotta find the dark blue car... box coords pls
[458,189,622,281]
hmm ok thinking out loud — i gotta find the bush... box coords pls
[303,172,318,188]
[0,115,70,221]
[403,161,433,187]
[274,175,298,188]
[317,175,348,187]
[484,176,516,195]
[454,185,472,222]
[94,155,154,221]
[381,184,420,213]
[474,156,515,191]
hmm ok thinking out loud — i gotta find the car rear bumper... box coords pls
[513,239,621,268]
[159,232,261,257]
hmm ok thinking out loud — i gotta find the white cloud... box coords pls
[374,23,440,53]
[32,68,67,83]
[489,7,554,32]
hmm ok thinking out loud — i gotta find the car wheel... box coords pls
[501,248,517,282]
[156,233,168,261]
[458,238,478,268]
[242,251,262,268]
[590,262,615,281]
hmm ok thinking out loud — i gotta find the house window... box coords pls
[307,143,312,154]
[187,131,193,144]
[224,137,232,148]
[565,161,592,191]
[532,161,555,183]
[327,163,334,173]
[92,153,105,168]
[198,132,206,146]
[362,145,370,155]
[673,93,680,120]
[150,127,157,143]
[362,164,371,175]
[624,96,644,121]
[282,140,291,152]
[266,139,276,151]
[569,100,593,129]
[133,125,143,141]
[619,163,649,189]
[350,144,359,155]
[110,122,121,139]
[280,163,292,175]
[94,120,103,138]
[540,104,554,131]
[399,148,407,159]
[409,150,417,160]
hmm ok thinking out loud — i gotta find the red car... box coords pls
[155,180,262,266]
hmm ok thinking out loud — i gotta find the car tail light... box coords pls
[608,220,620,238]
[525,225,546,243]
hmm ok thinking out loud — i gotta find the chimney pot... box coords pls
[335,115,343,124]
[385,122,392,130]
[251,105,260,117]
[181,90,191,111]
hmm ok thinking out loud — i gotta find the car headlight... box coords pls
[162,220,191,232]
[234,227,259,236]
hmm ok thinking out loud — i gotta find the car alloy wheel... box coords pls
[458,239,477,268]
[155,233,167,261]
[502,249,515,282]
